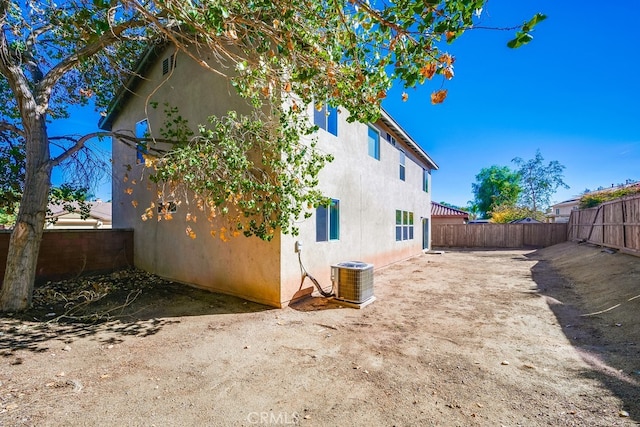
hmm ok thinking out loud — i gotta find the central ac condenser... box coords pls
[331,261,374,304]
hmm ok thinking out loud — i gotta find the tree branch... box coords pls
[38,18,148,99]
[0,121,25,137]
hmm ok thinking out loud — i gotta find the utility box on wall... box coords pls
[331,261,374,304]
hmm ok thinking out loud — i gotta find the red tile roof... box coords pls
[431,202,469,218]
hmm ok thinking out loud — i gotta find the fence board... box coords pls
[568,194,640,255]
[432,223,567,249]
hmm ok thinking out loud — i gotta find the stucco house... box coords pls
[46,201,112,229]
[546,198,579,223]
[431,202,469,225]
[99,46,438,308]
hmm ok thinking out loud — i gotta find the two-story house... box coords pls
[546,198,580,223]
[99,46,438,307]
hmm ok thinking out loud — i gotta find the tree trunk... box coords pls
[0,116,51,312]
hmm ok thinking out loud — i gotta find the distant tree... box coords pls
[512,150,569,212]
[489,204,544,223]
[438,201,468,212]
[465,202,480,220]
[471,166,521,218]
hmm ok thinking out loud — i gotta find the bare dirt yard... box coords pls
[1,241,639,426]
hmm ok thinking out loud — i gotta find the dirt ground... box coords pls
[1,241,639,426]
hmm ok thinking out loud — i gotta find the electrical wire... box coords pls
[298,251,334,297]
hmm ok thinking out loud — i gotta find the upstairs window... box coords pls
[399,150,406,181]
[367,126,380,160]
[157,201,177,215]
[423,169,429,192]
[386,133,396,146]
[314,104,338,136]
[316,199,340,241]
[135,119,149,164]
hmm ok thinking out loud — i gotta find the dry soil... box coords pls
[1,241,639,426]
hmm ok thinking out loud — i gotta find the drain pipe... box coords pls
[296,241,334,298]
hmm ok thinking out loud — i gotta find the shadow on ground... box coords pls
[289,295,344,312]
[0,269,271,357]
[527,245,640,421]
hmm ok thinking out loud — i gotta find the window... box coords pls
[399,150,406,181]
[555,208,560,215]
[423,169,429,192]
[135,119,149,164]
[162,54,176,75]
[395,210,414,241]
[367,126,380,160]
[316,199,340,241]
[386,133,396,146]
[158,201,177,214]
[314,104,338,136]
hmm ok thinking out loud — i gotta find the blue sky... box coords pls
[50,0,639,207]
[384,0,640,208]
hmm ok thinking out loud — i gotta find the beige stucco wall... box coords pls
[278,107,433,302]
[111,47,283,306]
[548,200,579,223]
[111,46,434,307]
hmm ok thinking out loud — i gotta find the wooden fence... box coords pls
[568,194,640,255]
[432,223,568,249]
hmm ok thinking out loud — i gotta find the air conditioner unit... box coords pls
[331,261,374,304]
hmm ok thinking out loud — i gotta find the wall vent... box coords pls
[162,54,176,75]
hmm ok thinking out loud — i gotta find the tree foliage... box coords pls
[136,106,331,239]
[489,204,544,223]
[512,150,569,212]
[0,0,544,310]
[471,165,521,218]
[579,184,640,209]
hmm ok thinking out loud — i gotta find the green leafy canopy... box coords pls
[1,0,545,241]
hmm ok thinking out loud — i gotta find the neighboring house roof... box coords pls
[48,201,112,222]
[99,44,439,171]
[431,202,468,218]
[379,110,438,170]
[551,198,580,209]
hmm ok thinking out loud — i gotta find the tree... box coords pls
[471,165,521,218]
[489,204,544,223]
[512,150,569,212]
[0,0,544,311]
[437,201,468,211]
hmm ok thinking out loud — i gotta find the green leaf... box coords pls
[526,13,547,29]
[507,33,534,49]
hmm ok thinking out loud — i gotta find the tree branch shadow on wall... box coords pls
[526,249,639,422]
[0,269,272,357]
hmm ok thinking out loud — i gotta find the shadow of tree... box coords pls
[526,250,639,421]
[0,270,272,357]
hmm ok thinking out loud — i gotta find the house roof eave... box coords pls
[379,108,439,171]
[98,43,167,131]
